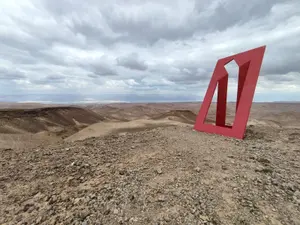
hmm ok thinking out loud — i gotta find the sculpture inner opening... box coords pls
[224,59,239,126]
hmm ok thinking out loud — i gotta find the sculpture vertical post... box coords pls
[216,76,228,127]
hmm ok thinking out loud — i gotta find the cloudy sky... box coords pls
[0,0,299,103]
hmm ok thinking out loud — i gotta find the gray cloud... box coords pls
[40,0,284,46]
[0,0,299,102]
[0,68,26,80]
[90,64,118,76]
[30,74,66,84]
[195,0,285,31]
[117,53,148,71]
[262,52,300,75]
[88,73,99,79]
[76,55,119,77]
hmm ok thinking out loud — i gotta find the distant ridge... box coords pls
[272,101,300,103]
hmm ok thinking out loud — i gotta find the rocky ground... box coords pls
[1,124,300,225]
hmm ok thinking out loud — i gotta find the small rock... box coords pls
[173,191,181,197]
[129,217,139,222]
[271,179,279,186]
[190,208,197,214]
[49,195,58,204]
[119,169,126,175]
[73,197,82,205]
[60,191,69,201]
[255,178,262,184]
[131,145,136,149]
[67,176,74,183]
[48,209,56,216]
[36,216,43,223]
[257,157,270,165]
[49,216,57,225]
[16,214,23,222]
[162,213,171,222]
[157,195,166,202]
[0,176,7,182]
[113,208,119,214]
[103,209,111,215]
[194,167,201,172]
[255,167,273,174]
[78,209,90,220]
[293,190,300,204]
[155,167,163,174]
[222,165,228,170]
[33,192,45,200]
[294,190,300,198]
[199,215,209,222]
[23,203,34,212]
[88,193,97,200]
[129,195,135,201]
[27,206,35,213]
[286,183,297,192]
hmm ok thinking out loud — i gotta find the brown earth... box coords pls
[0,106,105,149]
[151,110,197,124]
[65,119,192,142]
[0,106,104,133]
[0,102,300,225]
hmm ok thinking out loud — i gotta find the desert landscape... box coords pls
[0,102,300,225]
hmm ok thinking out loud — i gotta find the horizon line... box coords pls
[0,100,299,104]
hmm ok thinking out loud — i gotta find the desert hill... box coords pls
[0,106,105,149]
[151,109,197,124]
[0,106,104,134]
[65,109,200,142]
[90,104,169,121]
[1,102,300,224]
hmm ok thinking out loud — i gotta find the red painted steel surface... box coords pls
[194,46,266,139]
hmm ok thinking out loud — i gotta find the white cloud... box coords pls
[0,0,299,102]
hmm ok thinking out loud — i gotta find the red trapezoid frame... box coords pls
[194,45,266,139]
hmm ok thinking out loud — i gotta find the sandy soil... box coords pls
[0,102,300,225]
[65,119,192,142]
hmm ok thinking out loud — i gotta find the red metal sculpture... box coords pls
[194,45,266,139]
